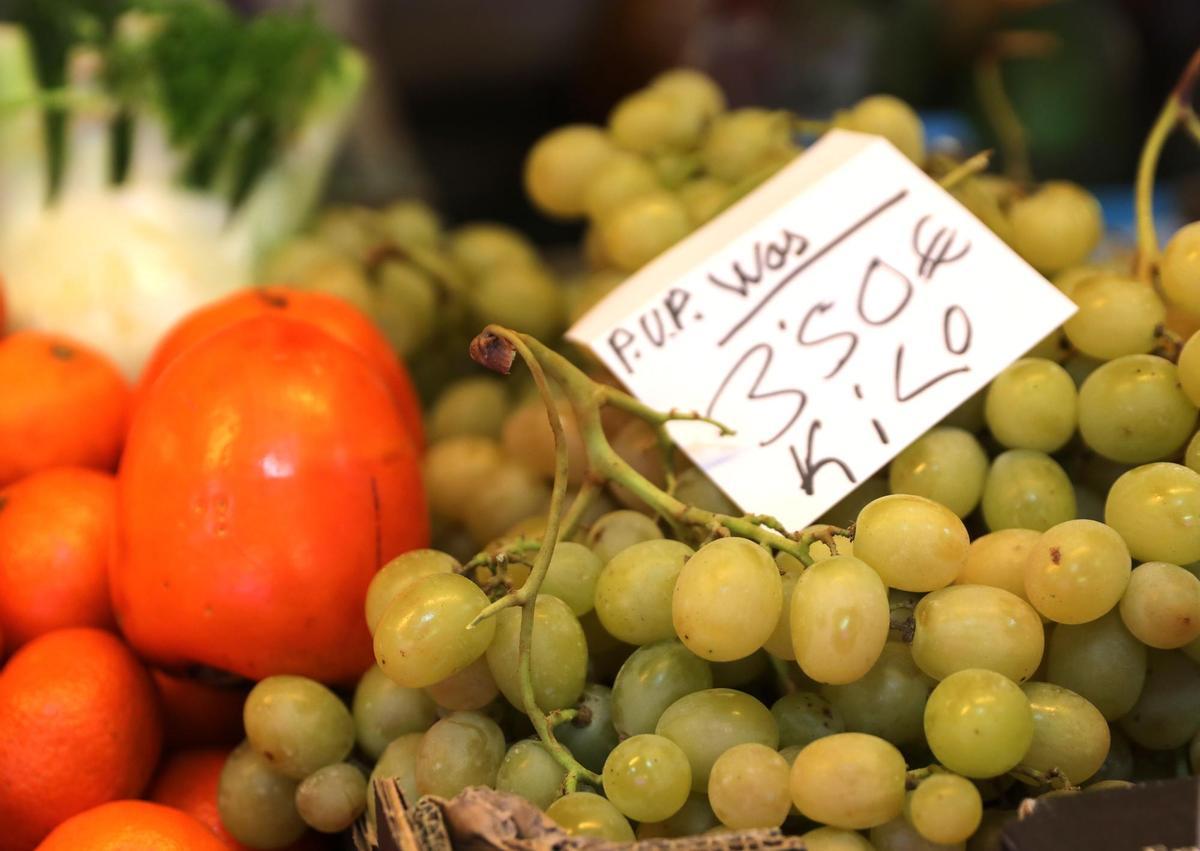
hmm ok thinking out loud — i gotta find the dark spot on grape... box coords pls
[257,288,289,309]
[49,343,75,360]
[1050,547,1061,565]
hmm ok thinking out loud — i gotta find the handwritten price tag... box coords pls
[567,130,1077,530]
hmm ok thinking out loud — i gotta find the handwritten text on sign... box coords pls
[567,130,1077,530]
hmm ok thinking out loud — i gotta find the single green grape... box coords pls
[243,676,354,780]
[651,68,726,120]
[585,509,663,564]
[1179,331,1200,406]
[447,223,539,279]
[499,397,587,486]
[379,199,441,248]
[372,260,438,357]
[1024,519,1131,624]
[771,691,845,749]
[554,683,620,773]
[981,450,1076,533]
[261,236,341,283]
[789,732,907,830]
[422,436,505,522]
[1045,609,1146,720]
[985,359,1078,452]
[545,792,634,841]
[608,88,705,155]
[763,570,799,660]
[612,640,713,736]
[471,264,565,341]
[957,529,1040,604]
[1119,650,1200,750]
[487,594,587,712]
[593,538,691,645]
[821,642,934,748]
[1187,430,1200,474]
[427,378,511,443]
[1063,273,1166,360]
[599,191,691,272]
[834,94,926,164]
[536,542,604,617]
[636,794,718,838]
[368,733,422,821]
[800,827,877,851]
[1160,221,1200,315]
[871,814,965,850]
[1105,463,1200,565]
[700,108,795,182]
[1119,561,1200,649]
[461,460,551,545]
[854,494,970,591]
[351,665,438,760]
[364,549,459,633]
[790,555,890,684]
[294,762,367,834]
[415,711,506,798]
[655,688,778,792]
[495,739,566,810]
[1078,356,1198,463]
[912,585,1044,682]
[907,773,981,845]
[707,742,791,829]
[424,656,499,712]
[373,573,496,689]
[582,151,661,222]
[1019,682,1110,785]
[924,669,1033,778]
[524,125,616,219]
[887,426,988,518]
[1007,181,1103,275]
[678,176,732,226]
[673,537,782,661]
[217,742,306,849]
[602,733,692,823]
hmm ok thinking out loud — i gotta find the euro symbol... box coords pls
[912,215,970,280]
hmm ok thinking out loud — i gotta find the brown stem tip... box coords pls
[470,331,517,374]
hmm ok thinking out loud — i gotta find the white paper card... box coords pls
[567,130,1078,530]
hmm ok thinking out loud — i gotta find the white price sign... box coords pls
[567,130,1077,530]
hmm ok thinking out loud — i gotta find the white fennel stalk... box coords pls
[0,25,48,241]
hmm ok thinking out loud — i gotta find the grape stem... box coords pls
[974,52,1032,185]
[937,150,993,191]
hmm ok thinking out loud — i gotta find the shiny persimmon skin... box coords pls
[136,286,424,448]
[114,315,429,684]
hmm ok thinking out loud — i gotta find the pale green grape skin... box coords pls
[1045,610,1146,720]
[678,176,732,226]
[790,555,890,684]
[1052,265,1102,299]
[957,529,1040,604]
[772,691,845,749]
[673,537,782,661]
[593,538,690,645]
[872,815,965,851]
[471,264,564,341]
[372,260,437,357]
[763,570,800,660]
[294,762,367,833]
[1078,356,1198,463]
[1118,650,1200,750]
[524,125,616,219]
[554,684,620,774]
[651,68,727,120]
[821,642,934,748]
[352,665,438,760]
[707,743,791,829]
[1024,519,1131,625]
[906,773,981,845]
[415,711,506,798]
[981,450,1076,533]
[462,460,551,545]
[448,223,539,279]
[373,573,496,689]
[427,379,510,443]
[1019,682,1110,785]
[582,152,661,221]
[546,792,635,841]
[586,509,663,564]
[380,199,441,248]
[1187,431,1200,474]
[612,640,713,736]
[1119,561,1200,649]
[887,427,989,518]
[217,742,306,849]
[609,89,705,155]
[539,542,604,617]
[424,656,499,712]
[655,688,779,792]
[653,150,703,188]
[1160,221,1200,315]
[835,95,926,164]
[495,739,566,810]
[1007,181,1103,276]
[243,676,354,780]
[602,734,692,823]
[855,495,969,591]
[600,191,691,272]
[800,827,877,851]
[700,108,795,182]
[422,436,505,522]
[364,549,459,633]
[368,733,422,821]
[487,594,587,712]
[1179,332,1200,405]
[985,359,1078,453]
[1063,273,1166,360]
[923,669,1034,778]
[1105,463,1200,565]
[636,794,718,838]
[912,585,1044,682]
[789,733,907,830]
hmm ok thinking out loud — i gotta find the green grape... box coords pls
[981,450,1075,533]
[1007,181,1103,275]
[585,509,663,564]
[424,656,499,712]
[800,827,877,851]
[582,151,661,221]
[771,691,845,749]
[711,650,769,688]
[554,683,619,773]
[352,665,438,761]
[609,89,705,155]
[495,739,566,810]
[854,494,970,591]
[674,465,740,514]
[907,773,981,845]
[872,815,965,851]
[427,378,511,443]
[261,236,342,283]
[924,669,1033,778]
[292,256,375,315]
[217,741,306,849]
[1187,431,1200,473]
[1105,463,1200,565]
[1024,519,1130,624]
[958,529,1040,603]
[673,537,782,661]
[373,573,496,688]
[655,688,779,792]
[314,206,384,261]
[599,190,691,272]
[822,642,935,747]
[791,555,889,684]
[372,260,438,356]
[1045,610,1145,720]
[837,95,925,163]
[294,762,367,833]
[471,264,564,341]
[1118,650,1200,750]
[593,538,691,645]
[545,792,634,841]
[422,437,505,522]
[500,397,587,486]
[636,794,718,838]
[524,125,616,219]
[887,427,988,518]
[415,711,506,798]
[912,585,1043,682]
[1079,356,1198,463]
[651,68,726,120]
[700,108,795,182]
[985,359,1078,452]
[707,742,790,829]
[612,640,713,736]
[763,570,800,660]
[678,176,732,226]
[447,223,539,279]
[789,733,907,830]
[243,676,354,780]
[1052,265,1101,298]
[379,200,441,248]
[1019,682,1110,785]
[602,733,692,822]
[487,594,587,712]
[1063,273,1166,360]
[952,177,1014,246]
[368,732,422,820]
[1180,331,1200,405]
[539,542,603,616]
[365,549,459,633]
[1160,221,1200,315]
[1119,561,1200,649]
[652,150,702,188]
[939,387,987,433]
[462,461,552,545]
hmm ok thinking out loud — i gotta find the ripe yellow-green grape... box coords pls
[593,538,690,645]
[887,427,988,518]
[415,711,506,798]
[924,669,1033,778]
[602,734,692,823]
[217,742,306,848]
[495,739,566,810]
[608,89,705,155]
[486,594,587,712]
[1063,273,1166,360]
[1078,355,1198,464]
[957,529,1040,603]
[790,555,890,684]
[1007,181,1103,276]
[981,450,1076,533]
[1119,650,1200,750]
[243,676,353,780]
[294,762,367,834]
[582,152,661,222]
[799,827,877,851]
[1187,431,1200,474]
[426,378,511,442]
[1161,221,1200,315]
[678,176,732,226]
[707,743,791,829]
[854,495,970,591]
[462,460,551,544]
[834,95,926,164]
[546,792,635,841]
[871,815,965,850]
[1018,682,1110,785]
[821,642,934,748]
[911,585,1044,682]
[537,542,603,617]
[651,68,726,119]
[906,773,982,845]
[672,537,782,661]
[524,125,616,219]
[984,359,1078,452]
[762,570,799,660]
[772,691,845,749]
[655,688,778,792]
[421,437,505,522]
[366,734,421,823]
[424,656,499,712]
[500,398,587,485]
[351,665,437,760]
[1105,463,1200,565]
[789,733,907,830]
[1180,331,1200,405]
[1045,609,1145,720]
[446,222,538,277]
[611,640,713,736]
[700,108,795,182]
[599,191,691,272]
[364,549,458,633]
[471,264,565,342]
[1024,520,1131,624]
[586,509,664,564]
[1118,561,1200,649]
